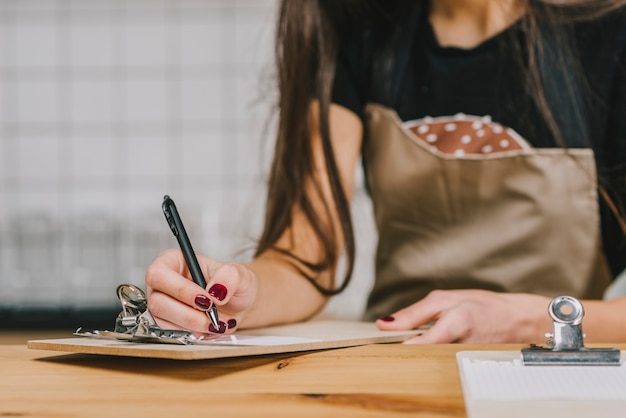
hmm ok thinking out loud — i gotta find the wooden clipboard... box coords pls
[27,320,421,360]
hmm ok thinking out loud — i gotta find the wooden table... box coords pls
[3,331,620,418]
[0,331,484,418]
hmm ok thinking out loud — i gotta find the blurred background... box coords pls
[0,0,377,329]
[2,0,623,331]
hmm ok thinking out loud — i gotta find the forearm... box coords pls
[240,253,329,329]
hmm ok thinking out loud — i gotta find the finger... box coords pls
[146,253,221,311]
[403,310,470,344]
[154,313,233,337]
[376,290,455,331]
[196,253,225,280]
[150,315,221,340]
[151,315,207,337]
[202,317,239,336]
[150,248,188,275]
[148,290,213,334]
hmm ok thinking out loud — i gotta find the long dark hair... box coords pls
[255,0,626,295]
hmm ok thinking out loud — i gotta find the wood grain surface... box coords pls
[3,334,474,418]
[5,329,625,418]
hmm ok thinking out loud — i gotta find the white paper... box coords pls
[197,334,321,346]
[459,354,626,401]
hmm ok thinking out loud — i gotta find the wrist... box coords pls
[509,293,553,344]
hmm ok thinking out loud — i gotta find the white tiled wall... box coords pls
[0,0,377,319]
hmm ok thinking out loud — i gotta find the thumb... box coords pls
[207,263,257,313]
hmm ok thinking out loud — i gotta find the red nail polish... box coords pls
[379,316,395,322]
[194,295,211,310]
[208,283,228,301]
[227,319,237,328]
[209,321,227,334]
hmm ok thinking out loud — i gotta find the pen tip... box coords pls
[207,306,220,329]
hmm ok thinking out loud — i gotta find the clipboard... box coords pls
[457,350,626,418]
[457,296,626,418]
[27,320,421,360]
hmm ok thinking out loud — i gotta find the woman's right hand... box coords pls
[145,248,259,336]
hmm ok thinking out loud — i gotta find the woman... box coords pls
[145,0,626,343]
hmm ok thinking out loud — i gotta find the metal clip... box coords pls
[75,284,202,345]
[521,295,621,366]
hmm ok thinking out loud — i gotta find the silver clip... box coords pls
[75,284,202,345]
[521,295,621,366]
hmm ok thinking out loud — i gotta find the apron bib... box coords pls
[362,103,611,320]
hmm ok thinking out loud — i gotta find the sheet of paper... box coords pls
[199,334,320,346]
[457,351,626,418]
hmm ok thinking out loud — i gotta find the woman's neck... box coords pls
[429,0,525,48]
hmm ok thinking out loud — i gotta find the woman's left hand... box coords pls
[376,289,552,344]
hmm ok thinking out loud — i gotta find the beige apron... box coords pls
[363,104,611,320]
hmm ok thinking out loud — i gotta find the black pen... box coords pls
[162,195,220,330]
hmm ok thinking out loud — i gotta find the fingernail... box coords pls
[208,283,228,301]
[227,318,237,329]
[379,316,395,322]
[194,295,212,310]
[209,321,227,334]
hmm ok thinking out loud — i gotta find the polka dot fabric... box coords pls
[404,113,532,157]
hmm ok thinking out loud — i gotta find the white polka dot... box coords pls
[476,129,486,138]
[454,149,465,157]
[500,139,510,148]
[444,123,457,132]
[461,135,472,144]
[492,125,503,134]
[423,116,433,123]
[426,133,438,143]
[481,145,493,153]
[472,121,483,130]
[482,115,492,123]
[454,113,467,120]
[417,125,429,134]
